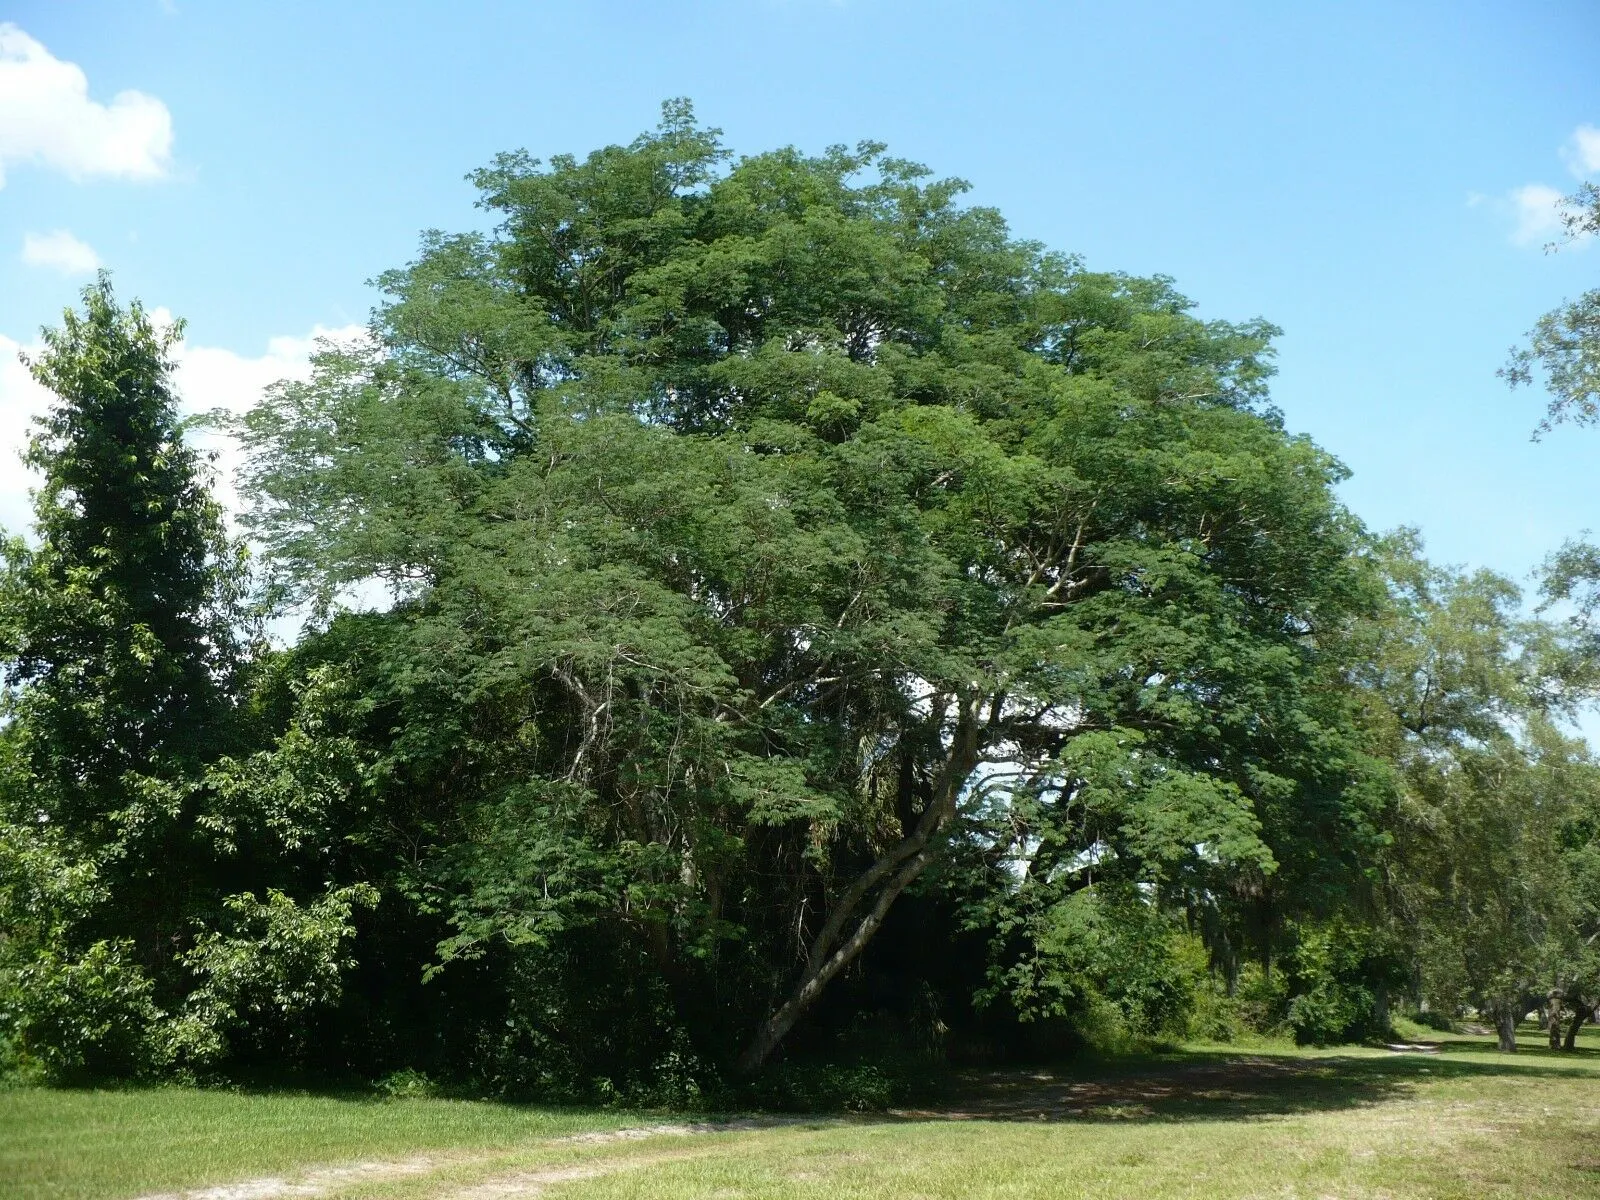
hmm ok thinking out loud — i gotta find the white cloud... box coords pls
[1508,183,1569,247]
[171,324,366,522]
[21,229,100,275]
[0,322,366,538]
[0,335,49,535]
[1564,124,1600,178]
[0,23,173,189]
[1490,123,1600,248]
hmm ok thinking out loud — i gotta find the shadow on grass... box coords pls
[894,1040,1600,1124]
[30,1026,1596,1129]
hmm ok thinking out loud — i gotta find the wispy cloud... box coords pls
[1563,124,1600,178]
[1508,184,1569,247]
[21,229,101,274]
[0,23,173,189]
[1488,123,1598,248]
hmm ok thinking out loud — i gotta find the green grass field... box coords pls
[4,1025,1598,1199]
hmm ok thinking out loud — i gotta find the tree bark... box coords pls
[1566,1004,1591,1052]
[735,700,982,1074]
[1547,991,1565,1052]
[1494,1008,1518,1053]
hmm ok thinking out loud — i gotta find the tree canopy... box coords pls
[3,105,1595,1096]
[238,103,1391,1070]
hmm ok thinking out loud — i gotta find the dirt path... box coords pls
[136,1155,449,1200]
[133,1119,806,1200]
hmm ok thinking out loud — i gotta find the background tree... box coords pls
[1504,183,1600,432]
[0,280,369,1080]
[0,276,244,825]
[1366,543,1598,1051]
[1501,170,1600,1053]
[0,274,245,960]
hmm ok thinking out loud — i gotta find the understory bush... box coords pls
[1,941,166,1082]
[1283,923,1405,1045]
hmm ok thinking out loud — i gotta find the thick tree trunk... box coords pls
[1495,1008,1518,1053]
[735,702,982,1074]
[1547,991,1565,1052]
[1566,1004,1591,1052]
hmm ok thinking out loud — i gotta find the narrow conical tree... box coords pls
[0,273,243,850]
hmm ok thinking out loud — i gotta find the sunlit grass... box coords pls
[0,1086,636,1199]
[4,1023,1597,1199]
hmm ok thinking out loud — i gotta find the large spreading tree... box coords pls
[240,103,1389,1070]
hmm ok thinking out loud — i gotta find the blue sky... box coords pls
[1,0,1597,589]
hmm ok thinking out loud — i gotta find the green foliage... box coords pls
[450,938,710,1104]
[7,105,1595,1090]
[374,1067,438,1099]
[1282,922,1402,1046]
[0,275,245,827]
[1504,183,1600,432]
[233,102,1389,1075]
[740,1059,904,1113]
[1361,539,1600,1048]
[170,884,378,1066]
[3,940,164,1082]
[975,884,1203,1044]
[0,280,363,1083]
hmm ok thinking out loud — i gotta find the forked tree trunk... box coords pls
[1566,1004,1592,1052]
[735,703,982,1074]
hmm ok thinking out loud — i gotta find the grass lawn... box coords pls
[0,1087,639,1199]
[3,1024,1597,1199]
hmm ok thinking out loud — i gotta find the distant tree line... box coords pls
[2,104,1597,1101]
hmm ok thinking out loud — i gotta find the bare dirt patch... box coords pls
[136,1155,447,1200]
[132,1118,806,1200]
[556,1118,804,1144]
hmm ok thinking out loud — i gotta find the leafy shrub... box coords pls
[445,935,716,1105]
[981,885,1209,1048]
[1179,944,1255,1043]
[1234,963,1291,1034]
[3,941,166,1081]
[376,1068,438,1099]
[169,884,378,1066]
[1283,922,1405,1045]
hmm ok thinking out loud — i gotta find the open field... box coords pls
[3,1026,1598,1200]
